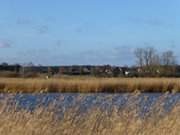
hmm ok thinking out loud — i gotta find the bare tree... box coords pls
[151,54,160,66]
[161,50,176,66]
[143,47,156,66]
[134,47,177,66]
[134,48,144,67]
[134,47,177,77]
[134,47,158,67]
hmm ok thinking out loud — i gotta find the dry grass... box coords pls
[0,77,180,93]
[0,93,179,135]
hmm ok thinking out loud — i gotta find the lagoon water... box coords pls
[1,93,180,117]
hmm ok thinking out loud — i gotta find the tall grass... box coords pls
[0,93,179,135]
[0,77,180,93]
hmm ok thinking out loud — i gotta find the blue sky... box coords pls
[0,0,179,66]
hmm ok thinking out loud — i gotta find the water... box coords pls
[0,93,180,118]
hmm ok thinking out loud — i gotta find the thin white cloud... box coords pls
[127,17,169,27]
[0,41,11,48]
[16,17,32,25]
[36,25,49,34]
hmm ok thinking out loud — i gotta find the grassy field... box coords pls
[0,93,179,135]
[0,77,180,93]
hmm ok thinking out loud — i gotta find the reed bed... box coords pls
[0,93,179,135]
[0,77,180,93]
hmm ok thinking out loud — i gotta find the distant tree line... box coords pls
[0,46,179,78]
[134,47,177,77]
[134,47,176,67]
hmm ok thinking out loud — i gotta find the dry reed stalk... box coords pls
[0,94,179,135]
[0,77,180,93]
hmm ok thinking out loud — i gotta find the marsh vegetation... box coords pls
[0,77,180,93]
[0,93,179,135]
